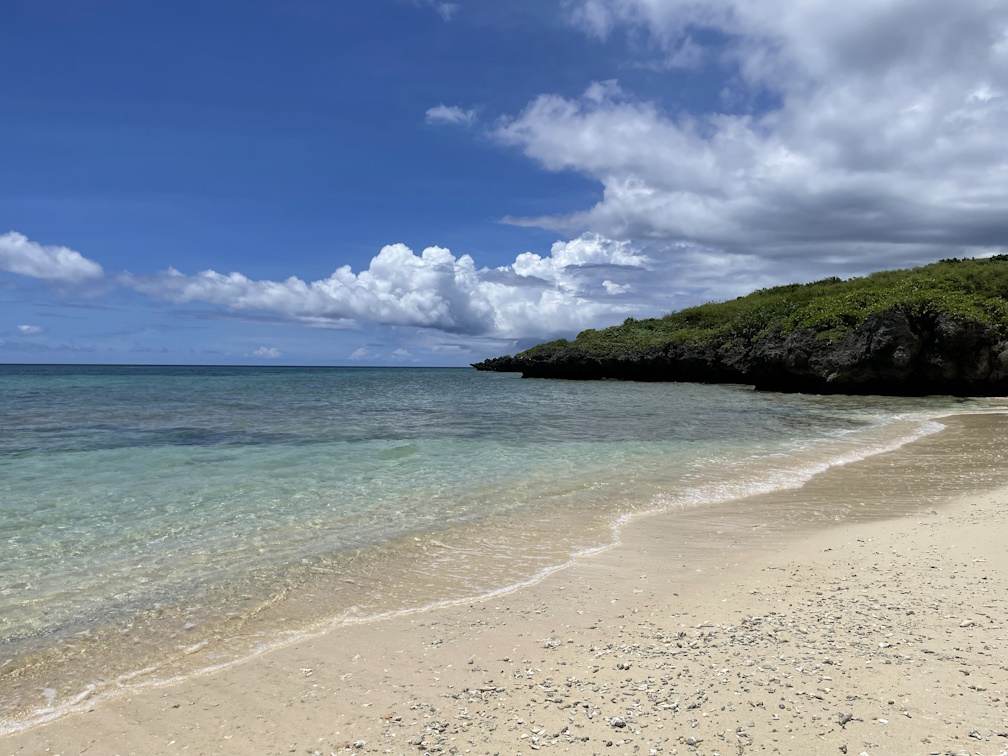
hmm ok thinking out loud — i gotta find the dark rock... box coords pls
[471,310,1008,395]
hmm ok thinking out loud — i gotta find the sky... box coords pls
[2,0,1007,366]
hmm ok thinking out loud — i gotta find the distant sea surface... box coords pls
[0,365,975,731]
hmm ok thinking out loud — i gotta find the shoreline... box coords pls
[0,403,951,734]
[4,411,1008,754]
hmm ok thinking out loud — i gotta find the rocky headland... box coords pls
[473,311,1008,395]
[474,257,1008,395]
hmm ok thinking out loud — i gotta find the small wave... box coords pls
[0,535,619,738]
[377,444,419,460]
[647,415,944,515]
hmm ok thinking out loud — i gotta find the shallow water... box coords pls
[0,365,988,731]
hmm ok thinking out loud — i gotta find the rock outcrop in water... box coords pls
[473,311,1008,395]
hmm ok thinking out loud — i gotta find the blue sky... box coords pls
[3,0,1007,365]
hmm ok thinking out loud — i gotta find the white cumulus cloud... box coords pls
[602,280,631,295]
[122,234,644,339]
[252,346,281,358]
[426,104,477,126]
[17,324,42,334]
[509,234,647,290]
[349,347,373,361]
[0,231,104,283]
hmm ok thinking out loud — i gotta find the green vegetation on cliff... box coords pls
[521,256,1008,360]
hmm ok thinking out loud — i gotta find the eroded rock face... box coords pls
[473,311,1008,395]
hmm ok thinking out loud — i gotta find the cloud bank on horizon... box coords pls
[2,230,643,340]
[2,0,1006,364]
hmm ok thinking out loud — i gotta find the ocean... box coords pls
[0,365,976,732]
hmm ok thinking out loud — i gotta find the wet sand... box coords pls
[4,412,1008,755]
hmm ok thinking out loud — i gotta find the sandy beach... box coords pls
[4,411,1008,756]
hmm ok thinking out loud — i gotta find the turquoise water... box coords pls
[0,365,963,729]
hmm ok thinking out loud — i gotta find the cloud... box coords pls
[496,0,1008,269]
[252,346,281,358]
[349,347,373,361]
[123,244,494,333]
[409,0,459,21]
[507,234,647,292]
[427,341,474,356]
[426,104,477,126]
[433,2,459,21]
[122,234,646,339]
[17,324,42,334]
[602,280,631,294]
[3,230,660,343]
[0,231,104,283]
